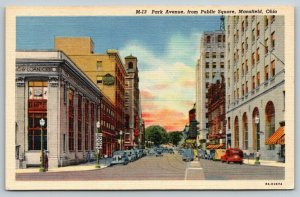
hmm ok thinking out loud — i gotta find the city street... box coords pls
[16,153,284,181]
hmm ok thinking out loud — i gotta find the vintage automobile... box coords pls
[221,148,244,164]
[182,148,194,162]
[110,154,129,165]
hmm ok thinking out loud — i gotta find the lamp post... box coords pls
[95,121,101,168]
[39,118,45,172]
[254,115,260,165]
[119,130,123,150]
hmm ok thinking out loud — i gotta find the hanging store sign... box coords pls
[103,74,115,86]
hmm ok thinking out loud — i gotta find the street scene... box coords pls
[14,13,286,183]
[16,149,284,181]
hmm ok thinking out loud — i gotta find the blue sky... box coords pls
[17,16,220,131]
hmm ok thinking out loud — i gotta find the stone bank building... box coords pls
[15,50,104,168]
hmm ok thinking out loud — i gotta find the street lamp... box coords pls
[95,121,101,168]
[39,118,45,172]
[119,130,123,150]
[254,115,260,165]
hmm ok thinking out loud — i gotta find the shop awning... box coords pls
[206,144,225,149]
[265,127,285,145]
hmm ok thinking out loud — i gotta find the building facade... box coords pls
[124,55,142,149]
[15,50,103,168]
[206,74,226,149]
[55,37,126,151]
[196,31,225,149]
[225,16,285,161]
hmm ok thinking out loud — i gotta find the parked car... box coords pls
[168,149,175,154]
[155,148,163,157]
[110,154,129,165]
[113,150,126,157]
[148,149,156,156]
[182,148,194,162]
[124,150,134,162]
[221,148,243,164]
[137,149,144,158]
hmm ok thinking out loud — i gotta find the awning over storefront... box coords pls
[206,144,225,149]
[265,127,285,145]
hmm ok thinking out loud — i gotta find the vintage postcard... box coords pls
[5,6,294,190]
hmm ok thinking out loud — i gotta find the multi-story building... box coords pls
[206,74,226,150]
[15,50,103,168]
[124,55,141,149]
[55,37,126,151]
[225,16,285,161]
[196,31,225,149]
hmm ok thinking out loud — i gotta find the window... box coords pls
[237,88,239,99]
[251,53,255,66]
[205,72,209,79]
[271,15,275,23]
[128,62,133,69]
[205,52,210,58]
[77,95,82,151]
[228,60,230,70]
[206,35,211,43]
[227,78,230,87]
[242,113,248,150]
[205,62,209,68]
[265,101,275,150]
[28,82,48,151]
[264,38,269,54]
[256,72,260,86]
[256,22,260,37]
[90,103,95,150]
[242,84,245,96]
[85,100,89,150]
[237,69,239,81]
[212,62,216,68]
[228,117,231,129]
[246,81,249,94]
[246,37,249,50]
[206,82,209,88]
[252,76,255,90]
[96,76,103,84]
[252,29,255,43]
[245,59,249,72]
[242,63,245,76]
[256,48,260,62]
[212,52,216,58]
[220,52,224,58]
[245,16,249,29]
[96,61,102,71]
[271,60,276,77]
[220,62,224,69]
[242,42,245,54]
[271,31,275,49]
[241,21,245,32]
[265,65,269,80]
[68,90,74,151]
[212,72,216,78]
[234,116,239,148]
[264,16,269,28]
[218,35,222,42]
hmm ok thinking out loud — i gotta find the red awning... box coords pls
[265,127,285,145]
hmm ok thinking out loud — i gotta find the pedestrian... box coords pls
[44,151,48,171]
[86,151,90,162]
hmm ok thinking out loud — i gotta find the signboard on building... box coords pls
[95,133,103,150]
[103,73,115,86]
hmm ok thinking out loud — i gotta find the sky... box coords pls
[17,16,220,132]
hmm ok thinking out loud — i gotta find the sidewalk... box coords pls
[16,158,112,173]
[243,159,285,167]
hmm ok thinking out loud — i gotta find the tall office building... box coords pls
[195,31,225,149]
[225,16,285,161]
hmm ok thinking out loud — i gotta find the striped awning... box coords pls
[265,127,285,145]
[206,144,225,149]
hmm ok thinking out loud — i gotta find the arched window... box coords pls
[234,116,239,148]
[128,62,133,69]
[265,101,275,150]
[242,113,248,150]
[252,107,260,151]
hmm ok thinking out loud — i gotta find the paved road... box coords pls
[16,154,284,181]
[200,159,285,180]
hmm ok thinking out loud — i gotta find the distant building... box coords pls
[195,31,225,149]
[225,16,285,161]
[124,55,142,149]
[206,74,226,150]
[15,50,102,168]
